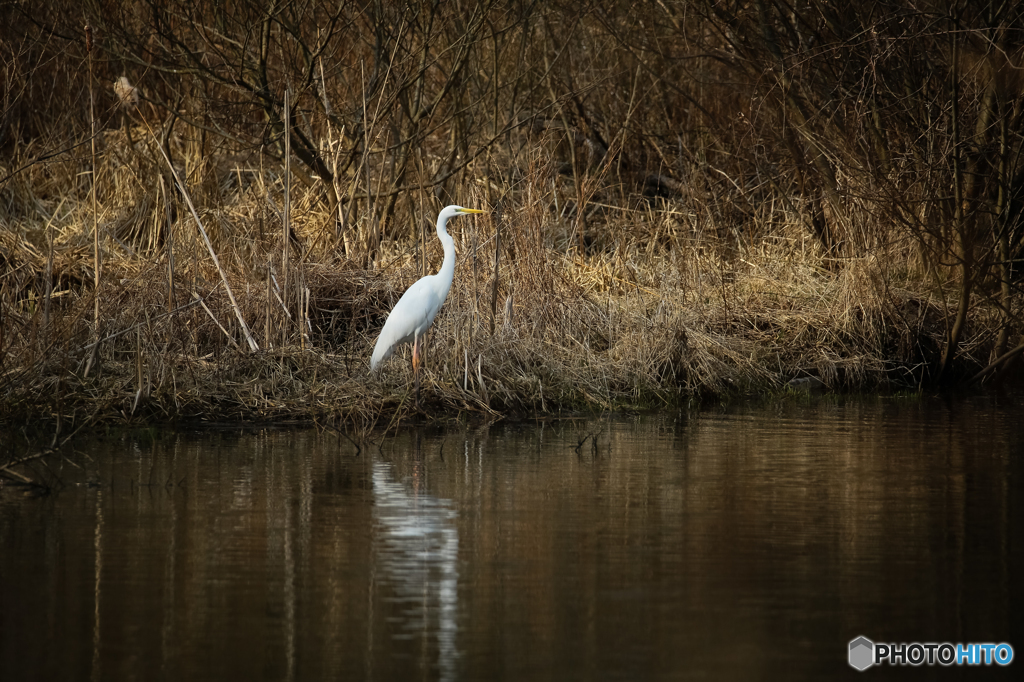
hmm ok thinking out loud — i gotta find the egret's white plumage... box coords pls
[370,205,484,373]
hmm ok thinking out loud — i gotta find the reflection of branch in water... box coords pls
[372,460,459,681]
[574,432,598,457]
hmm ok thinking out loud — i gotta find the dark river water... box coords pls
[2,396,1022,680]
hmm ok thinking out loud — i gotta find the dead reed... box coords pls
[2,1,1022,440]
[1,118,1009,436]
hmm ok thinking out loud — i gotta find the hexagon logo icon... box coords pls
[849,636,874,671]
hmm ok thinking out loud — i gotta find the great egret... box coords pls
[370,205,485,396]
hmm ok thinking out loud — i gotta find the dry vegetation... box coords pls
[2,0,1023,433]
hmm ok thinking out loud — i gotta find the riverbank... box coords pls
[3,2,1023,434]
[2,194,1018,435]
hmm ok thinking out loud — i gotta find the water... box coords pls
[2,397,1022,680]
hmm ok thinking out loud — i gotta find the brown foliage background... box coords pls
[2,0,1023,426]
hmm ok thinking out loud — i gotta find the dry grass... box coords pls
[2,1,1022,440]
[0,112,1018,434]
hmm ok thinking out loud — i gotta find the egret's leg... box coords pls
[412,333,421,407]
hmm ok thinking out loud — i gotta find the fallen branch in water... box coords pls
[0,411,100,488]
[970,341,1024,386]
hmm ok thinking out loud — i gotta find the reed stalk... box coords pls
[155,140,259,352]
[161,175,176,314]
[282,88,291,336]
[489,202,503,336]
[86,25,99,342]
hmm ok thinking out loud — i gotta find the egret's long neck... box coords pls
[436,214,456,295]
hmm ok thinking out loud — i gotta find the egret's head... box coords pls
[441,205,485,219]
[437,205,485,229]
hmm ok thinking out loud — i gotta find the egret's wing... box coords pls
[370,276,443,370]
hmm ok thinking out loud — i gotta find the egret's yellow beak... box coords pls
[459,208,486,214]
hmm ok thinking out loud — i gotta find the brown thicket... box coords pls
[1,0,1023,432]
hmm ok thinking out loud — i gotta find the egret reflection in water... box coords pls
[372,459,460,680]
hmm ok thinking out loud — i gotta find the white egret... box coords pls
[370,205,485,397]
